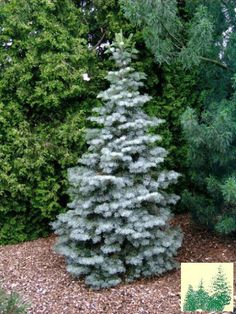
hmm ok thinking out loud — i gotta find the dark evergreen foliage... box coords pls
[0,0,96,243]
[181,0,236,234]
[0,0,197,243]
[182,98,236,233]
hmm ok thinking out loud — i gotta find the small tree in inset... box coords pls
[195,279,210,311]
[209,266,231,311]
[183,284,197,312]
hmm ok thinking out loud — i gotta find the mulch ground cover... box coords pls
[0,213,235,314]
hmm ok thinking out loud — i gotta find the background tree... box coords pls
[0,0,100,244]
[180,1,236,234]
[120,0,236,232]
[52,32,183,289]
[119,0,228,70]
[181,95,236,234]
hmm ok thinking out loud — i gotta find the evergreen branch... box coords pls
[159,21,228,70]
[199,56,228,70]
[157,18,183,50]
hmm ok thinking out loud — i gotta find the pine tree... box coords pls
[120,0,227,70]
[52,31,182,289]
[181,97,236,234]
[179,1,236,234]
[183,284,197,312]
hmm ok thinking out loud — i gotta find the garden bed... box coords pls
[0,214,235,314]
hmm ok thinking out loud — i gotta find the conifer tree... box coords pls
[195,279,210,311]
[181,97,236,234]
[209,266,231,311]
[183,284,197,312]
[52,32,183,289]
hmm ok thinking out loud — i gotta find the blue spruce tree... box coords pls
[52,32,183,289]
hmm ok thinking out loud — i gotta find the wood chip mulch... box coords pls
[0,213,235,314]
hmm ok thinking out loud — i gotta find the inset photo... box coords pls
[181,263,234,312]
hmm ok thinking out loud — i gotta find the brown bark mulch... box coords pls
[0,213,235,314]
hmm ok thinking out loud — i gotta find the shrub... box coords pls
[0,0,97,244]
